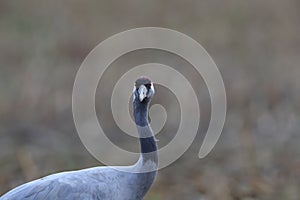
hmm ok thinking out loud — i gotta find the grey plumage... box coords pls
[1,77,157,200]
[1,166,156,200]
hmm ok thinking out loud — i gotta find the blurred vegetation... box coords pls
[1,0,300,199]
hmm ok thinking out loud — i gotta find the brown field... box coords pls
[0,0,300,199]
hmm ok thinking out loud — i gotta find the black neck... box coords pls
[133,98,157,154]
[139,137,157,154]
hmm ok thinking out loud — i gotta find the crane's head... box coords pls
[133,76,155,103]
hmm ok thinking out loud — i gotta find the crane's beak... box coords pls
[138,85,148,102]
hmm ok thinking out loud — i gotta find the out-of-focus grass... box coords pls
[145,193,163,200]
[1,0,300,199]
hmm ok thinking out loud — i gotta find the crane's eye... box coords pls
[145,84,151,89]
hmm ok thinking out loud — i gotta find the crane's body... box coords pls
[1,163,156,200]
[1,77,158,200]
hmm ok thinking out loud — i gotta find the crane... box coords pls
[0,77,158,200]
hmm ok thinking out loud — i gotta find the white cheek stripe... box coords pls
[150,83,155,94]
[133,83,154,101]
[133,86,136,101]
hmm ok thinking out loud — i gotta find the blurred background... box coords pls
[1,0,300,199]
